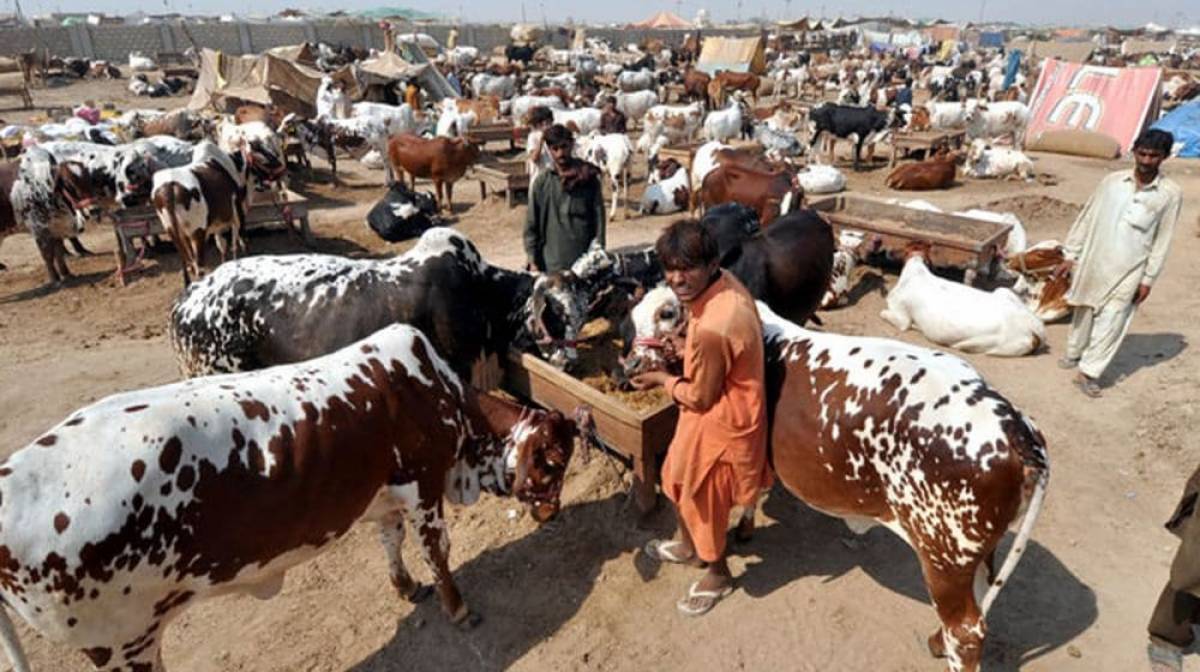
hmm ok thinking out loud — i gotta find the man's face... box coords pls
[549,142,572,169]
[1134,147,1166,180]
[665,261,719,305]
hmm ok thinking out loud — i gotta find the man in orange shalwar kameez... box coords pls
[632,219,772,617]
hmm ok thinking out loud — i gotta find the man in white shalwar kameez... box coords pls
[1054,129,1182,397]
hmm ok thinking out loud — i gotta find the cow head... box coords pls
[506,405,595,522]
[620,285,686,379]
[54,161,104,225]
[524,271,589,371]
[242,139,288,188]
[115,150,159,208]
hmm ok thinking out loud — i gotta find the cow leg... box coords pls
[213,227,230,263]
[608,175,618,220]
[34,234,63,284]
[378,513,433,603]
[232,196,248,257]
[444,181,454,214]
[924,565,986,672]
[67,235,92,256]
[52,239,72,282]
[404,495,477,627]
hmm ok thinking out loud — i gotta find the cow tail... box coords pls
[979,436,1049,618]
[161,187,191,287]
[0,601,31,672]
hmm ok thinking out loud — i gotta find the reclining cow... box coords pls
[622,293,1049,672]
[0,324,593,672]
[169,228,590,385]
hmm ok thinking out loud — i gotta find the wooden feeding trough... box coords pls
[888,129,967,166]
[472,160,530,208]
[466,121,528,150]
[109,189,310,285]
[503,351,676,517]
[809,194,1012,285]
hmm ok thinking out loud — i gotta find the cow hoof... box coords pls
[455,611,483,630]
[927,629,946,658]
[406,584,434,604]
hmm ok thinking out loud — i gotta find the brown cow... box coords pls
[683,67,711,107]
[712,70,760,107]
[698,163,804,226]
[1007,241,1071,321]
[0,162,18,270]
[884,149,963,191]
[135,109,207,140]
[387,135,481,214]
[455,95,500,123]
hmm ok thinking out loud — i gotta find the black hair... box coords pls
[655,219,719,271]
[528,105,554,127]
[543,123,574,148]
[1133,129,1174,155]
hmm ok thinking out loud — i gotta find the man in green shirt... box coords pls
[524,124,606,272]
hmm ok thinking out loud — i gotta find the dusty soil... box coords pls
[2,77,1200,672]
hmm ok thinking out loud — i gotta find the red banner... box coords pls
[1026,59,1162,155]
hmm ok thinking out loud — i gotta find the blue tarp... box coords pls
[1003,49,1022,90]
[980,32,1005,48]
[1152,99,1200,158]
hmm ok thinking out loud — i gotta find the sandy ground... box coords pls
[1,78,1200,672]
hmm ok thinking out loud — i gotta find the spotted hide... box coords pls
[0,324,590,671]
[623,294,1049,672]
[169,228,589,383]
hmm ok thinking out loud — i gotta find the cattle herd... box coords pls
[0,26,1186,672]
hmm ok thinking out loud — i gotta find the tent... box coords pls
[187,48,356,116]
[696,35,766,75]
[1152,99,1200,158]
[1007,38,1096,63]
[629,11,692,29]
[265,43,318,66]
[357,50,457,102]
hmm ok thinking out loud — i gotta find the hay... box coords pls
[575,318,670,411]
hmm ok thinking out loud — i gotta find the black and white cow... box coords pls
[808,103,896,170]
[0,324,592,671]
[169,228,590,384]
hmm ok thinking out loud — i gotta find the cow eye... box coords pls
[660,307,676,320]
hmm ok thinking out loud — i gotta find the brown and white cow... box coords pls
[624,293,1050,672]
[697,163,803,226]
[0,324,592,671]
[1006,240,1071,322]
[709,70,760,107]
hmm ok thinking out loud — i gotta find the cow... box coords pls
[575,132,633,220]
[820,229,867,309]
[127,109,208,141]
[702,97,748,142]
[639,157,690,215]
[1006,240,1071,322]
[0,324,594,672]
[505,43,536,65]
[509,94,566,123]
[753,124,806,161]
[621,294,1049,672]
[710,70,760,107]
[964,101,1029,147]
[641,102,705,145]
[808,103,894,170]
[614,90,659,128]
[963,139,1035,180]
[697,163,804,226]
[169,228,590,384]
[469,73,517,99]
[682,67,711,108]
[881,241,1046,356]
[552,108,603,136]
[434,98,479,139]
[884,149,964,191]
[151,140,250,285]
[617,69,656,93]
[234,104,286,128]
[315,75,352,120]
[386,135,481,214]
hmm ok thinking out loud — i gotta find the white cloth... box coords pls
[525,128,553,189]
[1063,170,1182,309]
[1065,301,1136,379]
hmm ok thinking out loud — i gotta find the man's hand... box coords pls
[630,371,670,390]
[1051,259,1074,282]
[1133,284,1151,306]
[525,260,539,273]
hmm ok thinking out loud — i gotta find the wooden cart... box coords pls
[472,160,530,208]
[109,189,310,286]
[466,121,528,150]
[888,129,967,166]
[809,194,1012,285]
[504,351,676,517]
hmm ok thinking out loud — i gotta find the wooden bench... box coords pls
[888,129,968,167]
[466,121,528,150]
[809,193,1012,286]
[472,160,529,208]
[109,189,311,286]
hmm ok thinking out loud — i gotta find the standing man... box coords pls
[599,96,628,134]
[523,124,606,272]
[631,220,771,617]
[1148,464,1200,672]
[1054,129,1181,397]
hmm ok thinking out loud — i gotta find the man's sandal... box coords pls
[1073,374,1102,398]
[644,539,698,565]
[1148,640,1183,672]
[676,580,734,617]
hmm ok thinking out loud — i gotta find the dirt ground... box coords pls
[1,78,1200,672]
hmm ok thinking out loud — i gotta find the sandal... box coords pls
[1057,356,1079,370]
[644,539,697,565]
[1073,374,1102,398]
[676,580,734,617]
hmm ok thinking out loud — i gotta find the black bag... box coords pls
[366,184,439,243]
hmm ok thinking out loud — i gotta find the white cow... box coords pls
[617,69,656,92]
[964,101,1029,146]
[821,229,866,309]
[315,76,352,120]
[923,100,979,131]
[509,94,566,122]
[615,90,659,128]
[702,98,745,142]
[469,73,517,99]
[643,102,704,145]
[963,139,1035,180]
[640,158,690,215]
[881,245,1046,356]
[552,108,603,135]
[576,132,634,220]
